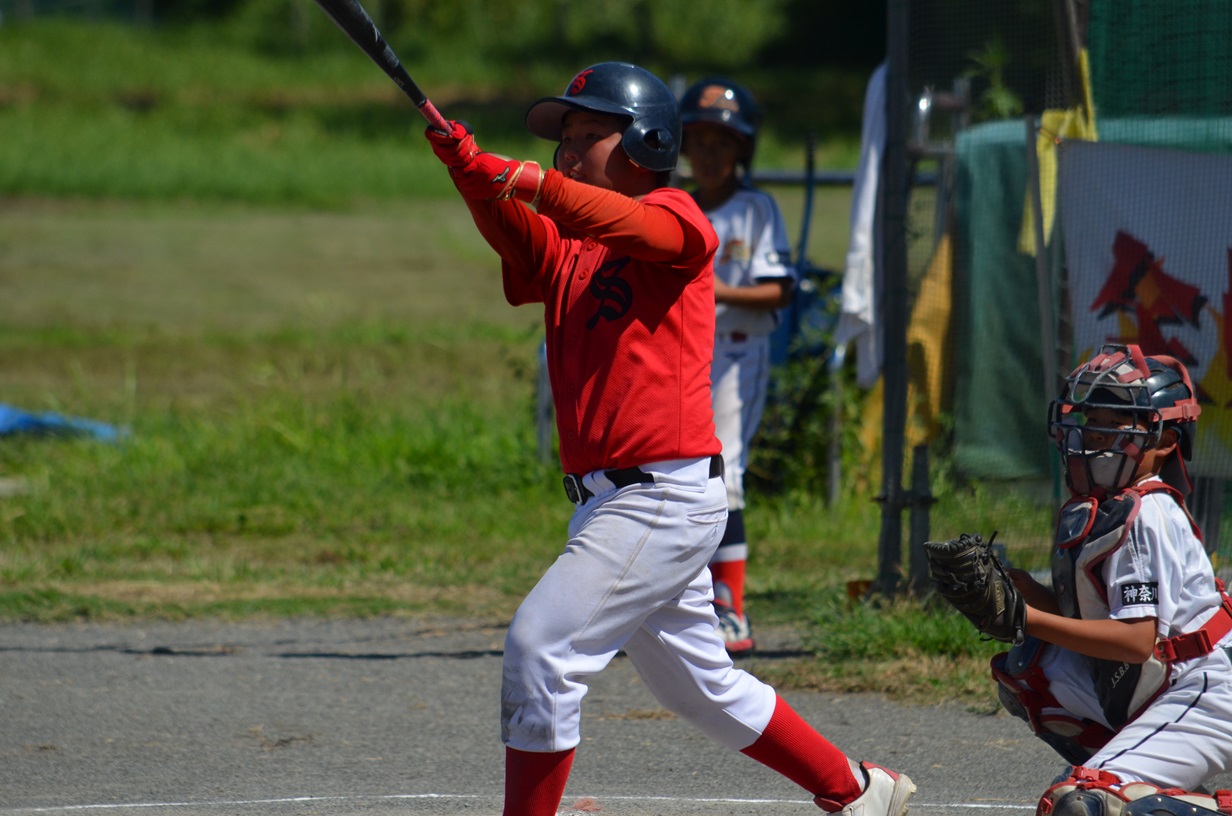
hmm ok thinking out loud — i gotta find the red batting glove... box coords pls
[451,152,543,205]
[424,120,479,170]
[424,121,541,204]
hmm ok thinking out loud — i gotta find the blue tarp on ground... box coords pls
[0,404,126,442]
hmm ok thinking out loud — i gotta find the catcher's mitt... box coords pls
[924,532,1025,643]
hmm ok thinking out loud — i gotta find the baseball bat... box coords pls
[311,0,450,133]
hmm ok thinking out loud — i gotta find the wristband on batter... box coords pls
[450,153,542,205]
[501,160,542,206]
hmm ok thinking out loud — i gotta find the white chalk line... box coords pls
[0,793,1034,814]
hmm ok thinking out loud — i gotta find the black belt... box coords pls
[564,454,724,505]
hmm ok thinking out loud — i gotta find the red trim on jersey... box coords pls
[1156,579,1232,662]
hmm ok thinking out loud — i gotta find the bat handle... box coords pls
[417,98,450,134]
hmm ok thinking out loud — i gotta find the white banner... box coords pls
[1058,140,1232,477]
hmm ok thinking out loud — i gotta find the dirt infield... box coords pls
[3,616,1220,816]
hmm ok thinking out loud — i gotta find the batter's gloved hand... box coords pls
[425,120,479,169]
[924,532,1026,644]
[424,121,542,205]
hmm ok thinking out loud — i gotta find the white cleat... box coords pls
[817,761,917,816]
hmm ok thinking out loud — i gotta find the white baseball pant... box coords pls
[1041,643,1232,789]
[500,455,779,753]
[711,335,771,512]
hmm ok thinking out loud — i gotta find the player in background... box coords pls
[679,77,796,656]
[995,344,1232,815]
[424,61,915,816]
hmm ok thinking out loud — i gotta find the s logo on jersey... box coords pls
[587,257,633,328]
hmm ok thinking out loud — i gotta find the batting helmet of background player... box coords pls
[1048,343,1201,499]
[525,62,681,173]
[679,77,763,169]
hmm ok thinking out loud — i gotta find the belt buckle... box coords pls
[563,474,585,505]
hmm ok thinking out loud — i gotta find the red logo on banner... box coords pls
[1091,230,1206,365]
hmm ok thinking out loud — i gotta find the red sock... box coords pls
[710,559,747,615]
[503,746,575,816]
[740,696,861,804]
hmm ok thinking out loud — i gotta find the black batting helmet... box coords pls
[679,77,762,168]
[679,77,761,139]
[525,62,680,173]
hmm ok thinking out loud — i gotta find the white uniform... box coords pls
[1040,483,1232,790]
[707,184,795,518]
[501,458,778,752]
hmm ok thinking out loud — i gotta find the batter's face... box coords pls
[556,111,648,193]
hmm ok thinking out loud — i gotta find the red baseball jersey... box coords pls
[463,170,721,474]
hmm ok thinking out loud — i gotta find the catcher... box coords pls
[927,344,1232,816]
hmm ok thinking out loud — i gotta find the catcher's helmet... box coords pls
[1048,344,1201,497]
[525,62,680,173]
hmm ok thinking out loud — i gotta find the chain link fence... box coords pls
[884,0,1232,583]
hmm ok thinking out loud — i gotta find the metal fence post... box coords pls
[875,0,911,597]
[907,445,935,590]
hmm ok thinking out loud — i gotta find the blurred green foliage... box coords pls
[0,10,876,204]
[0,0,885,138]
[11,0,884,68]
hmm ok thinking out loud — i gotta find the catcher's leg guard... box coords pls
[1048,789,1120,816]
[1122,790,1232,816]
[1039,766,1124,816]
[1038,767,1232,816]
[993,638,1115,766]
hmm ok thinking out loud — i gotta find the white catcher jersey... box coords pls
[1043,479,1232,789]
[707,185,795,338]
[1105,482,1230,656]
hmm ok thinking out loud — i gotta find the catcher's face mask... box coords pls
[1052,407,1154,498]
[1048,344,1199,499]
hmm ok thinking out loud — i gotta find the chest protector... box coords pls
[995,485,1232,764]
[1051,486,1178,728]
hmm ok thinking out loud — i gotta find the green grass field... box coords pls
[0,192,867,607]
[0,196,1010,704]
